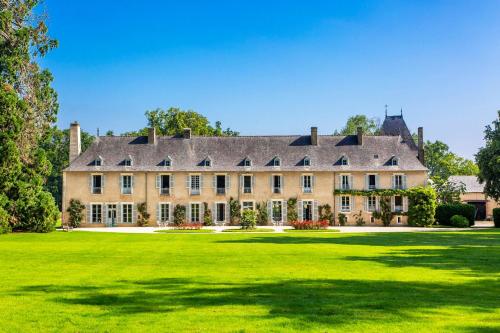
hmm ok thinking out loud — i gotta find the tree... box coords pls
[334,115,380,135]
[41,127,94,209]
[0,1,60,232]
[433,177,466,204]
[407,186,437,227]
[476,111,500,201]
[425,140,479,180]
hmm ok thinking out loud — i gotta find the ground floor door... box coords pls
[106,204,117,226]
[467,201,486,221]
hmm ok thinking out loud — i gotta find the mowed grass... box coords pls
[0,231,499,332]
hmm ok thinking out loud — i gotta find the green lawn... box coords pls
[221,228,275,232]
[0,230,498,332]
[154,229,214,233]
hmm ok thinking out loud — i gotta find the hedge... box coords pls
[450,215,469,228]
[493,208,500,228]
[435,203,475,226]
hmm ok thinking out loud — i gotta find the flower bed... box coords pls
[176,223,203,230]
[289,220,329,230]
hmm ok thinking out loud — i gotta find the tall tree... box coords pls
[476,111,500,201]
[0,0,60,232]
[334,115,380,135]
[425,140,479,180]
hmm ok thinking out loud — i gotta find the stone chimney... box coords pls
[148,127,156,144]
[183,128,192,139]
[357,127,363,146]
[69,122,81,163]
[418,127,425,164]
[311,127,318,145]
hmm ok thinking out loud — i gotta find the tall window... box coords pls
[242,201,254,211]
[216,203,226,222]
[92,175,102,194]
[160,203,170,222]
[302,200,313,221]
[341,196,350,212]
[161,175,170,195]
[190,175,201,195]
[368,175,376,190]
[393,175,404,189]
[122,203,133,223]
[216,175,226,195]
[394,196,403,212]
[367,196,377,212]
[272,201,282,223]
[190,203,200,222]
[302,175,312,193]
[273,175,282,194]
[341,175,351,190]
[243,175,252,193]
[91,204,102,223]
[121,175,132,194]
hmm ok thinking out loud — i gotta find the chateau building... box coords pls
[62,114,428,226]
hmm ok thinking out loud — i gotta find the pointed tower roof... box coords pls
[380,114,417,150]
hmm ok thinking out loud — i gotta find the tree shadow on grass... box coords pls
[15,278,500,331]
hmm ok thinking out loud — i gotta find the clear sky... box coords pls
[41,0,500,159]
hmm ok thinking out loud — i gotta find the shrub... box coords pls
[203,202,213,226]
[450,215,469,228]
[15,189,59,232]
[137,202,150,227]
[229,197,241,225]
[287,198,298,222]
[354,210,365,226]
[240,209,257,229]
[319,204,335,226]
[407,186,437,227]
[338,213,347,226]
[372,197,393,226]
[176,223,202,230]
[66,198,85,227]
[173,204,186,226]
[493,208,500,228]
[256,202,268,226]
[436,203,475,226]
[0,206,10,234]
[290,220,329,230]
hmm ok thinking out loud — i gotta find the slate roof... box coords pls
[380,115,418,150]
[65,134,427,172]
[448,176,484,193]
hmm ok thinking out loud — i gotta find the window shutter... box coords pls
[312,176,316,189]
[102,175,105,191]
[117,204,121,223]
[269,176,273,190]
[392,175,395,189]
[239,175,243,191]
[225,203,230,223]
[212,175,217,188]
[349,175,354,190]
[156,175,161,188]
[119,176,123,192]
[212,203,217,223]
[391,196,395,212]
[200,204,204,224]
[131,175,134,194]
[281,175,285,189]
[364,197,368,211]
[282,200,287,224]
[187,204,191,222]
[156,203,160,223]
[89,175,92,193]
[300,175,304,188]
[313,200,319,221]
[133,204,137,224]
[402,175,407,189]
[103,205,107,225]
[200,175,204,190]
[186,175,190,188]
[170,175,175,189]
[87,204,91,223]
[251,175,255,187]
[364,175,369,190]
[226,175,230,189]
[375,197,380,211]
[403,197,408,212]
[298,201,303,222]
[267,201,272,223]
[375,175,380,189]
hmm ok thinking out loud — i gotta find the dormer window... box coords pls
[340,156,349,166]
[123,155,133,167]
[243,158,252,167]
[390,157,399,166]
[303,156,311,167]
[94,156,103,166]
[272,157,281,167]
[163,156,172,167]
[203,157,212,167]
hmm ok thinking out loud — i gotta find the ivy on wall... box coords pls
[333,189,410,197]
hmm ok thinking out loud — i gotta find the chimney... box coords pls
[418,127,425,164]
[310,127,318,145]
[357,127,363,146]
[69,122,81,163]
[148,127,156,144]
[183,128,191,139]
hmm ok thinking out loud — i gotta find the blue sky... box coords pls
[41,0,500,159]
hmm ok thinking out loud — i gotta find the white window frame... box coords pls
[164,156,172,167]
[340,156,349,166]
[203,157,212,167]
[340,195,351,213]
[393,195,404,213]
[302,174,313,193]
[340,174,351,190]
[393,173,406,190]
[367,174,378,190]
[91,173,103,194]
[159,173,171,195]
[189,202,201,223]
[302,200,313,221]
[243,158,252,167]
[271,200,283,223]
[391,157,399,166]
[303,156,311,167]
[159,202,171,223]
[94,156,103,166]
[189,174,201,195]
[214,173,227,195]
[272,156,281,167]
[90,203,103,224]
[272,174,282,194]
[120,174,133,195]
[242,174,253,194]
[121,202,133,224]
[215,202,227,223]
[367,196,377,212]
[241,200,255,211]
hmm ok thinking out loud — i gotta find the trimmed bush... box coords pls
[450,215,469,228]
[173,204,186,226]
[66,198,85,228]
[436,203,475,226]
[493,208,500,228]
[407,186,437,227]
[290,220,329,230]
[240,209,257,230]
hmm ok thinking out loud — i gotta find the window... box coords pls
[91,175,102,194]
[160,175,170,195]
[216,203,226,222]
[121,175,132,194]
[397,216,402,224]
[124,158,132,167]
[394,196,403,212]
[272,175,282,194]
[190,203,200,222]
[367,196,377,212]
[242,201,254,211]
[203,158,211,167]
[216,175,226,195]
[122,203,133,223]
[302,175,312,193]
[243,175,252,193]
[164,157,172,167]
[370,216,375,223]
[302,200,313,221]
[159,203,170,222]
[391,157,398,166]
[341,175,351,190]
[272,157,281,167]
[91,204,102,223]
[368,174,377,190]
[190,175,201,195]
[303,157,311,166]
[341,196,350,212]
[94,157,102,166]
[393,175,405,189]
[272,201,282,223]
[244,158,252,167]
[340,156,348,166]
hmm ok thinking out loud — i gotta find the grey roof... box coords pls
[448,176,484,193]
[65,134,427,172]
[380,115,417,150]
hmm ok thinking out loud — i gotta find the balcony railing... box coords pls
[92,187,102,194]
[303,187,312,193]
[190,188,200,195]
[394,205,403,213]
[243,187,252,194]
[216,187,226,195]
[340,184,351,190]
[368,184,377,190]
[160,187,170,195]
[122,187,132,195]
[273,187,282,194]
